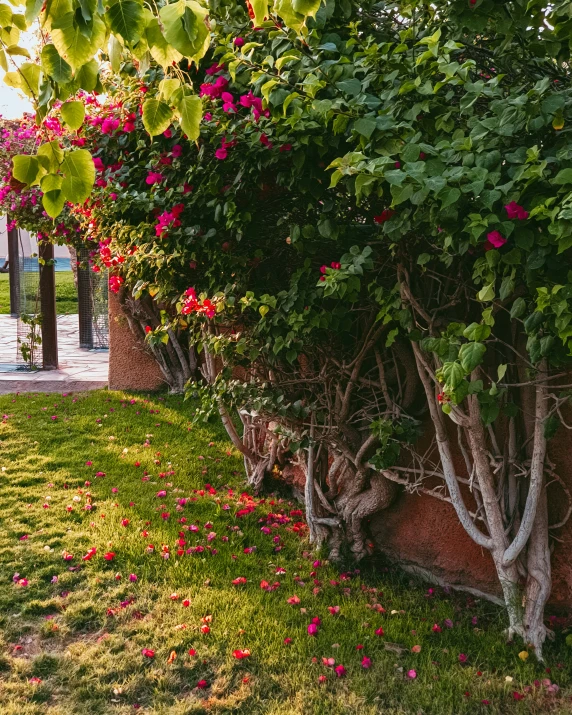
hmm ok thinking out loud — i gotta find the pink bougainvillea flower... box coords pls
[234,37,245,47]
[109,275,124,294]
[141,648,155,658]
[485,230,507,250]
[287,595,300,605]
[373,209,395,224]
[505,201,528,220]
[307,623,318,636]
[318,674,327,683]
[215,147,228,160]
[513,692,525,701]
[197,679,209,689]
[233,648,251,659]
[432,623,442,633]
[443,618,454,629]
[93,157,105,172]
[459,653,468,663]
[375,627,384,636]
[29,676,42,684]
[328,606,340,615]
[407,669,417,679]
[362,656,372,669]
[284,637,292,645]
[129,573,138,582]
[411,644,422,653]
[335,664,346,678]
[279,143,293,152]
[232,577,247,586]
[145,171,164,185]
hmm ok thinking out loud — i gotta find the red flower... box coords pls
[103,552,115,561]
[141,648,155,658]
[374,209,395,224]
[82,547,97,561]
[197,679,208,689]
[375,627,384,636]
[233,648,251,659]
[505,201,528,220]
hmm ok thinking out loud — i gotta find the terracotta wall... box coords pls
[370,422,572,610]
[107,291,165,392]
[106,296,572,607]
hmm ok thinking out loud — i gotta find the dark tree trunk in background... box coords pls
[39,240,58,369]
[7,225,19,317]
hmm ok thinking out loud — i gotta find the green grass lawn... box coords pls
[0,272,78,315]
[0,390,570,715]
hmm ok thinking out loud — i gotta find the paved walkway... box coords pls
[0,314,108,393]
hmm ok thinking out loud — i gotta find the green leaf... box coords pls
[37,141,64,173]
[42,43,72,84]
[440,186,460,209]
[108,34,123,72]
[177,94,202,141]
[463,322,491,341]
[5,62,41,98]
[477,283,495,302]
[60,100,85,130]
[442,361,464,389]
[159,78,181,101]
[142,98,174,137]
[51,12,105,71]
[12,155,41,186]
[0,2,11,25]
[497,364,507,382]
[250,0,268,25]
[354,118,376,140]
[553,168,572,185]
[42,188,66,218]
[292,0,321,16]
[510,297,526,319]
[159,0,209,63]
[108,0,145,44]
[146,17,182,68]
[72,59,99,92]
[25,0,43,24]
[61,149,95,203]
[459,342,486,373]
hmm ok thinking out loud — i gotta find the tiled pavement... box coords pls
[0,314,108,394]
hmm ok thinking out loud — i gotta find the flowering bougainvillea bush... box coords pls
[0,115,82,245]
[4,0,572,659]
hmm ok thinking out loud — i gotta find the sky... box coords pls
[0,28,36,119]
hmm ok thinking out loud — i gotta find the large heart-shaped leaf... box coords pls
[37,141,64,173]
[107,0,145,44]
[41,43,73,83]
[145,16,182,68]
[177,94,202,140]
[12,155,42,186]
[51,12,105,70]
[159,0,209,62]
[142,98,173,136]
[60,100,85,130]
[61,149,95,203]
